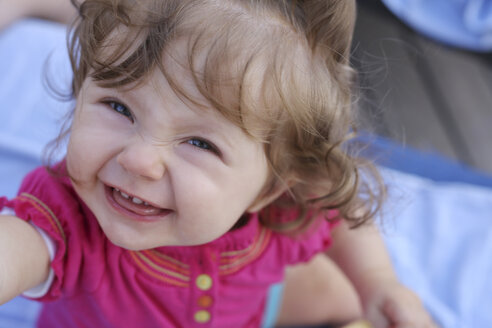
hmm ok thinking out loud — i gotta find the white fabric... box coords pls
[22,226,56,299]
[0,208,56,298]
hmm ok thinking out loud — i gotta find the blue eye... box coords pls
[187,138,219,155]
[106,101,133,121]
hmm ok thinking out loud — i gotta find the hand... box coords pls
[362,280,438,328]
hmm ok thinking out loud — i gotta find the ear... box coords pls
[246,180,289,213]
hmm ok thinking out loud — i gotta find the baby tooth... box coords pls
[120,191,130,199]
[132,197,143,205]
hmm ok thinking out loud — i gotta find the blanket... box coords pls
[382,0,492,51]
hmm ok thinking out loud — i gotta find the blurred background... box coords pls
[353,0,492,174]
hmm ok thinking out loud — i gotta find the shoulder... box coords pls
[5,161,91,251]
[13,162,79,224]
[18,161,73,199]
[7,161,77,238]
[6,162,107,300]
[267,209,339,266]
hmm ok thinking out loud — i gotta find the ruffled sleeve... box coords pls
[269,209,340,266]
[0,164,85,301]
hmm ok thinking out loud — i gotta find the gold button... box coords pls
[197,295,213,308]
[194,310,211,323]
[196,274,213,291]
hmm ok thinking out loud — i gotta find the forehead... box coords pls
[91,0,303,86]
[160,38,273,138]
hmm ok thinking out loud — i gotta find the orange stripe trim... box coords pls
[219,228,271,275]
[220,240,255,257]
[145,250,190,272]
[17,193,66,243]
[134,252,190,281]
[129,252,189,287]
[219,227,266,265]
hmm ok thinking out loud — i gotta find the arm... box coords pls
[0,215,50,305]
[326,220,437,328]
[326,221,396,306]
[0,0,76,30]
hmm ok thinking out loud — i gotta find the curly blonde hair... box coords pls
[64,0,385,232]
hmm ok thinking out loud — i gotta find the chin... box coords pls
[103,231,154,251]
[108,239,143,251]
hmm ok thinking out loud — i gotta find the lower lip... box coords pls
[104,186,171,222]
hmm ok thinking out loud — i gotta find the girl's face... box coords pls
[66,63,271,250]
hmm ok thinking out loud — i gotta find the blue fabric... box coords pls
[358,134,492,187]
[381,0,492,51]
[0,19,71,199]
[0,298,40,328]
[0,19,71,328]
[362,136,492,327]
[262,283,284,328]
[381,168,492,328]
[1,19,492,328]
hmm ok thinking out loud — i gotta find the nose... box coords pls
[116,141,166,181]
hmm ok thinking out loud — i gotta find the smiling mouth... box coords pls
[106,186,170,218]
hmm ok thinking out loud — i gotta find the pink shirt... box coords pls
[0,164,336,328]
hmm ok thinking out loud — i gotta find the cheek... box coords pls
[66,130,87,180]
[173,165,263,226]
[171,167,241,219]
[66,122,119,182]
[227,155,270,207]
